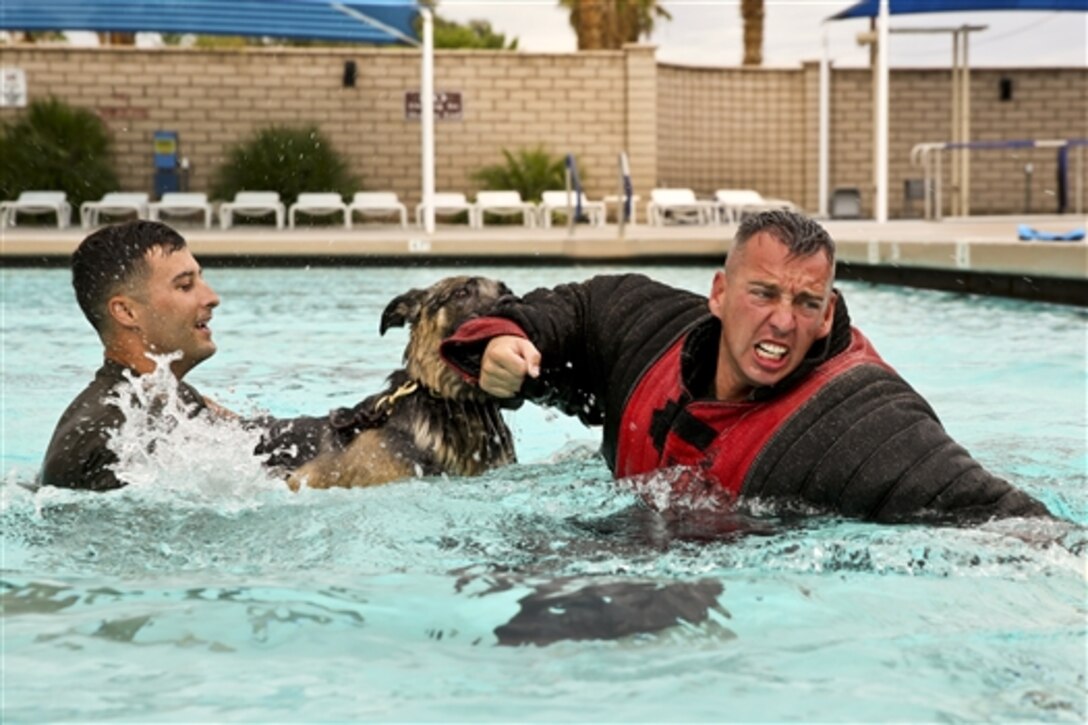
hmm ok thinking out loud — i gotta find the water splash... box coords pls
[620,466,741,515]
[103,352,283,509]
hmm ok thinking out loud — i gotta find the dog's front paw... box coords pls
[285,472,305,492]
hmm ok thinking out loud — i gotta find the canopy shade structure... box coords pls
[0,0,419,45]
[830,0,1088,20]
[0,1,441,231]
[822,0,1086,222]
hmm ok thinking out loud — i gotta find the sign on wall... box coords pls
[1,68,28,107]
[405,90,463,121]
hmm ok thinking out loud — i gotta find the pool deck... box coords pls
[3,214,1085,305]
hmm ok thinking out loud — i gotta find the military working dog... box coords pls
[287,276,517,490]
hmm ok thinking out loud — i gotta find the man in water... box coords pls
[442,210,1052,523]
[40,220,335,491]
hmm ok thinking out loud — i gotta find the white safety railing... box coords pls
[911,138,1086,220]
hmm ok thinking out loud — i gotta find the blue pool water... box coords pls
[2,265,1086,721]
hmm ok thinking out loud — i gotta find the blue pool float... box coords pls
[1017,224,1086,242]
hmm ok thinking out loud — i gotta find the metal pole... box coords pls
[565,165,574,236]
[818,27,831,218]
[923,148,932,220]
[617,153,627,239]
[1024,162,1033,214]
[950,30,960,217]
[875,0,889,222]
[935,150,943,221]
[966,28,974,214]
[869,18,878,211]
[617,152,635,237]
[421,9,435,234]
[1077,145,1085,216]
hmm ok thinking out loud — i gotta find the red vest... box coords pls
[616,328,892,498]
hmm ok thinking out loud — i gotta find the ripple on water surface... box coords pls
[2,267,1085,721]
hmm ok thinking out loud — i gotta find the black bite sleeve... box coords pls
[744,365,1052,523]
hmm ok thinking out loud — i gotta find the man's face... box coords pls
[127,246,220,375]
[708,231,836,401]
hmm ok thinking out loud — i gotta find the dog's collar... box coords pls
[375,379,420,412]
[329,378,425,442]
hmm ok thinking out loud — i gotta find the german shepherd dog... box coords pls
[288,276,517,490]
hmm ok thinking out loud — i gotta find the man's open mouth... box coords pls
[754,341,787,361]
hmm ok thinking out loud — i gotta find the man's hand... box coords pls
[480,335,541,398]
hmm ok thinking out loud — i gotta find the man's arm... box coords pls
[744,364,1052,523]
[441,277,619,426]
[442,274,708,431]
[39,413,126,492]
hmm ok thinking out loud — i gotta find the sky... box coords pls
[437,1,1088,68]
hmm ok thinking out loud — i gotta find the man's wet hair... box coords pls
[72,220,187,333]
[732,209,836,267]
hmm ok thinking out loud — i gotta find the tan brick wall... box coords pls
[800,61,821,213]
[623,44,658,219]
[656,63,809,207]
[1,45,1083,218]
[827,66,1088,217]
[0,45,644,207]
[658,62,1086,217]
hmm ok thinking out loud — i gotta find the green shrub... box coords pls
[472,146,581,203]
[211,125,359,220]
[0,97,120,212]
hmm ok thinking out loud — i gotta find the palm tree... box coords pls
[741,0,763,66]
[97,33,136,46]
[559,0,672,51]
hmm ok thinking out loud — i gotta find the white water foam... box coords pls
[103,352,284,509]
[620,466,738,514]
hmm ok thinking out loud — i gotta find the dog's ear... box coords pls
[380,288,427,335]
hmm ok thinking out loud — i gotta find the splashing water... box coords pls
[104,352,282,508]
[2,266,1085,722]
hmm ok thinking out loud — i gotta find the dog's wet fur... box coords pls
[288,276,517,490]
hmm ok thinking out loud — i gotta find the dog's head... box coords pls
[380,276,513,400]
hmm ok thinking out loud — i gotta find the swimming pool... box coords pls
[3,265,1086,721]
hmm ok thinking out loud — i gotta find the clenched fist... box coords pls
[480,335,541,398]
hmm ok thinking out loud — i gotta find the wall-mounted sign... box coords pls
[1,68,28,108]
[405,90,463,121]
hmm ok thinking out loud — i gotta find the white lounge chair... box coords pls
[414,192,474,227]
[538,191,606,228]
[715,189,796,224]
[348,192,408,228]
[80,192,150,229]
[148,192,214,229]
[474,191,535,229]
[219,191,285,230]
[646,188,717,226]
[0,191,71,228]
[288,193,349,229]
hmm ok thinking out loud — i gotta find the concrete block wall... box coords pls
[657,62,1086,217]
[827,67,1088,218]
[0,45,651,209]
[1,44,1084,218]
[656,64,809,207]
[429,49,639,205]
[968,69,1088,216]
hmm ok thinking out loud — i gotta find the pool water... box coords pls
[2,265,1086,722]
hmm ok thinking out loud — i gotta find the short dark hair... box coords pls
[72,220,187,333]
[733,210,836,267]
